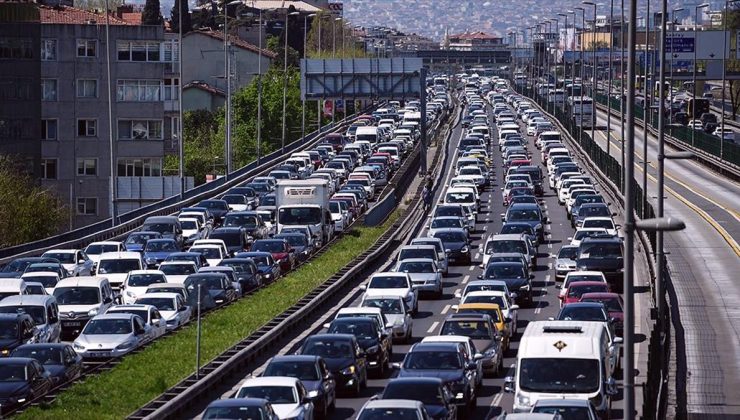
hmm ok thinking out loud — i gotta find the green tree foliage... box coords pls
[0,157,68,248]
[305,12,368,59]
[141,0,163,25]
[724,5,740,118]
[267,35,300,69]
[169,0,192,34]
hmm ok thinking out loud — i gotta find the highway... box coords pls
[187,92,638,419]
[591,107,740,417]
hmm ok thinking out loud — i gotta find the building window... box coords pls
[117,158,162,176]
[76,197,97,215]
[41,119,58,140]
[41,39,57,61]
[0,38,33,59]
[0,78,32,100]
[76,79,97,98]
[118,120,163,140]
[0,118,33,139]
[117,41,161,62]
[77,119,97,137]
[41,159,57,179]
[163,39,179,63]
[164,78,179,100]
[76,39,97,57]
[41,79,57,101]
[116,80,161,102]
[76,158,97,176]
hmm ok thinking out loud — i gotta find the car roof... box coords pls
[0,295,54,306]
[108,304,156,311]
[137,292,179,299]
[397,258,435,264]
[270,354,319,363]
[207,398,269,408]
[128,270,165,276]
[562,302,607,309]
[386,377,443,386]
[55,276,107,288]
[410,342,460,352]
[362,399,424,409]
[99,251,142,259]
[338,307,382,315]
[239,376,300,387]
[44,249,77,254]
[92,313,137,320]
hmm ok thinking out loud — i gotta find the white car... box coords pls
[359,294,413,343]
[72,313,150,358]
[107,304,167,340]
[713,127,735,142]
[20,272,60,295]
[460,290,519,335]
[558,182,589,204]
[393,258,443,298]
[157,261,198,284]
[188,245,225,267]
[569,227,609,247]
[42,249,94,277]
[179,217,203,244]
[581,217,620,237]
[361,272,418,315]
[566,188,597,213]
[121,270,167,304]
[135,292,191,330]
[355,399,429,420]
[559,271,609,303]
[235,376,314,420]
[83,242,123,266]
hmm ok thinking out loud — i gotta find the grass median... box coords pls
[20,212,401,420]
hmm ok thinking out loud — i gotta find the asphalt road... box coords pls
[186,94,634,420]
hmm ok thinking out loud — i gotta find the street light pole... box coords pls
[721,1,739,158]
[256,7,262,164]
[669,8,685,126]
[693,3,710,146]
[104,0,116,225]
[583,1,597,143]
[575,7,585,139]
[223,6,232,177]
[281,11,300,153]
[620,0,626,193]
[178,0,184,198]
[642,3,651,218]
[606,0,614,157]
[302,13,316,142]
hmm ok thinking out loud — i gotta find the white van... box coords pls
[96,252,146,290]
[505,321,619,416]
[54,276,115,339]
[0,278,29,300]
[0,295,61,343]
[355,126,379,144]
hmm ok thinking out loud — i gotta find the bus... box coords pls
[687,98,710,118]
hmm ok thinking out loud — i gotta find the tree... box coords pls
[0,157,68,248]
[141,0,163,25]
[266,35,300,69]
[170,0,192,34]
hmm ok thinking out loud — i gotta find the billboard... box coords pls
[666,31,729,60]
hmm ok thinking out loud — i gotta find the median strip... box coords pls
[18,215,400,420]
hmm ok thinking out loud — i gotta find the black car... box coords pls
[197,199,230,224]
[227,187,258,209]
[222,211,268,241]
[432,228,471,265]
[298,334,367,396]
[245,182,272,197]
[502,203,547,244]
[556,302,610,323]
[0,358,53,412]
[209,227,250,256]
[0,314,36,356]
[573,203,614,229]
[235,252,280,283]
[379,377,457,420]
[325,317,391,377]
[0,257,60,279]
[262,355,336,418]
[163,252,209,268]
[274,233,313,262]
[569,194,605,221]
[218,258,261,293]
[479,261,533,305]
[183,273,236,309]
[10,343,83,385]
[576,236,624,292]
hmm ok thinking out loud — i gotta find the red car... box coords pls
[560,281,611,306]
[580,292,624,336]
[504,187,535,206]
[250,239,295,272]
[321,133,346,152]
[509,159,531,170]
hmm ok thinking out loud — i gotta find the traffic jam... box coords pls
[197,74,626,420]
[0,95,452,413]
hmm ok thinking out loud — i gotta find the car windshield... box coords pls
[160,264,196,276]
[260,195,277,206]
[0,320,19,339]
[43,252,75,264]
[25,264,59,274]
[223,195,245,205]
[520,358,600,393]
[180,220,198,230]
[484,265,526,279]
[276,235,307,248]
[558,306,607,322]
[382,383,443,406]
[501,224,533,235]
[302,339,353,359]
[83,318,132,335]
[278,207,322,225]
[445,192,474,203]
[574,230,604,241]
[362,298,403,314]
[582,297,622,312]
[580,206,611,217]
[457,307,501,322]
[558,247,578,259]
[198,201,228,211]
[579,243,622,259]
[11,347,62,365]
[441,320,492,339]
[486,240,526,255]
[236,386,296,403]
[127,273,166,287]
[190,277,224,290]
[358,407,421,420]
[404,351,462,370]
[137,298,175,311]
[252,242,284,253]
[328,321,376,339]
[507,209,539,221]
[203,406,263,420]
[399,249,435,260]
[85,244,119,255]
[191,248,221,259]
[53,287,100,305]
[434,231,467,242]
[464,295,505,308]
[568,284,609,298]
[398,261,435,273]
[210,233,242,247]
[583,219,614,230]
[435,207,463,217]
[264,360,319,381]
[145,241,178,252]
[0,306,45,324]
[431,219,463,229]
[0,364,27,382]
[224,215,259,228]
[21,275,58,288]
[2,260,34,273]
[126,234,156,245]
[141,223,174,235]
[532,406,594,420]
[98,259,140,274]
[369,276,407,289]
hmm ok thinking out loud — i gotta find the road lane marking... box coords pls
[462,275,470,284]
[469,265,475,271]
[545,274,551,285]
[474,253,480,260]
[491,392,503,407]
[547,262,552,269]
[427,321,439,333]
[441,304,451,315]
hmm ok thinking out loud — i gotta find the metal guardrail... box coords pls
[0,113,372,265]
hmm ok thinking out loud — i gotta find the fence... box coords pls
[516,84,668,419]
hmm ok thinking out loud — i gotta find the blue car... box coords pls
[124,231,162,253]
[143,239,180,268]
[234,252,280,283]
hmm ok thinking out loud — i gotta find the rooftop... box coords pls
[39,5,133,25]
[185,30,277,59]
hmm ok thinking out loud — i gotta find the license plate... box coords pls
[88,352,109,358]
[63,322,82,327]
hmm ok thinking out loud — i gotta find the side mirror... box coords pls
[466,361,477,371]
[548,316,555,321]
[322,323,331,329]
[504,375,516,393]
[450,304,459,312]
[385,322,394,329]
[359,285,367,291]
[614,337,624,344]
[473,353,484,361]
[454,290,462,299]
[391,362,402,369]
[504,317,512,323]
[510,305,520,311]
[103,297,112,304]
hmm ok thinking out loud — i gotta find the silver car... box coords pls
[72,313,150,358]
[360,295,413,343]
[106,304,167,340]
[41,249,95,277]
[393,258,443,299]
[135,292,191,331]
[427,216,469,239]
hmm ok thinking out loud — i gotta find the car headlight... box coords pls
[88,308,99,317]
[366,345,379,355]
[307,390,320,398]
[484,347,497,357]
[0,349,9,356]
[73,342,85,351]
[617,268,624,273]
[461,246,469,253]
[116,340,137,351]
[341,366,356,375]
[517,394,531,407]
[67,268,75,275]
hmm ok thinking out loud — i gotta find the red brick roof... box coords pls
[120,12,142,25]
[183,81,225,96]
[186,30,277,59]
[39,5,133,25]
